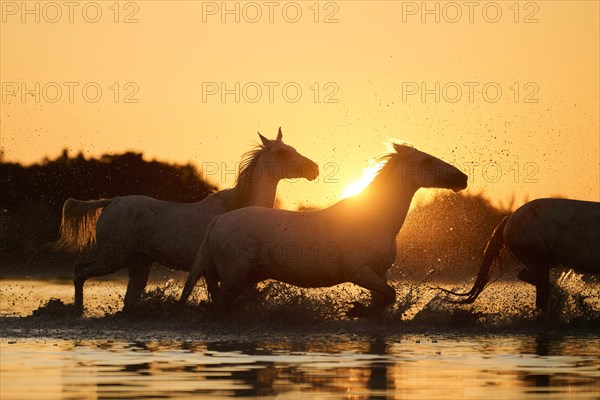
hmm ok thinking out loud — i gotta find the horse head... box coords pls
[391,143,467,192]
[256,127,319,182]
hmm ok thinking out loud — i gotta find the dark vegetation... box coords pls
[1,149,510,280]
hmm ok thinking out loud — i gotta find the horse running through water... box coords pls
[55,129,319,314]
[439,198,600,311]
[178,143,468,317]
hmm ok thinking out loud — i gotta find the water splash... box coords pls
[22,275,600,332]
[548,270,600,326]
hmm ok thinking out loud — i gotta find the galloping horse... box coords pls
[439,198,599,311]
[55,129,319,314]
[177,143,468,317]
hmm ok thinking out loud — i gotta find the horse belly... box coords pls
[549,225,600,274]
[559,245,600,274]
[262,260,344,288]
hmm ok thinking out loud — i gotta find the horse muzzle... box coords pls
[304,162,320,181]
[451,174,468,192]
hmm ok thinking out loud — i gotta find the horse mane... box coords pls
[230,143,267,209]
[367,142,417,188]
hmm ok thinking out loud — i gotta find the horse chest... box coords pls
[375,240,397,270]
[344,237,395,269]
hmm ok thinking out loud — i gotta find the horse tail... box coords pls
[54,198,113,253]
[439,216,509,304]
[177,216,219,307]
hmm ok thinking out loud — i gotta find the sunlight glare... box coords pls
[341,163,381,199]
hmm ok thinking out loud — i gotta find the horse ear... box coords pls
[258,132,271,146]
[393,142,412,154]
[276,127,283,141]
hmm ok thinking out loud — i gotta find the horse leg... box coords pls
[217,266,254,311]
[123,263,151,313]
[74,260,95,314]
[535,268,550,312]
[349,266,396,318]
[74,258,121,316]
[205,261,221,304]
[219,280,248,309]
[367,270,391,310]
[518,268,537,286]
[517,262,551,312]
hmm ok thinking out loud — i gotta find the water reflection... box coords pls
[2,334,599,399]
[511,334,600,396]
[366,338,392,399]
[527,336,552,388]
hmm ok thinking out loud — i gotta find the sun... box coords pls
[341,163,381,199]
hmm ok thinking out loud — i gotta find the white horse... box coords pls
[178,143,468,317]
[55,129,319,314]
[439,198,600,311]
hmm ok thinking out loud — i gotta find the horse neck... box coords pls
[231,164,279,209]
[356,178,418,235]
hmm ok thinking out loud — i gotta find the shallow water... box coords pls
[1,278,599,399]
[2,335,599,399]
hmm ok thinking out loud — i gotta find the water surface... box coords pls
[2,335,599,399]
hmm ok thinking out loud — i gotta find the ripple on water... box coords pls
[1,335,599,400]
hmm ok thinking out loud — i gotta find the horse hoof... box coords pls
[347,301,369,319]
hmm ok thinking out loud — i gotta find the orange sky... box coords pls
[1,1,598,209]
